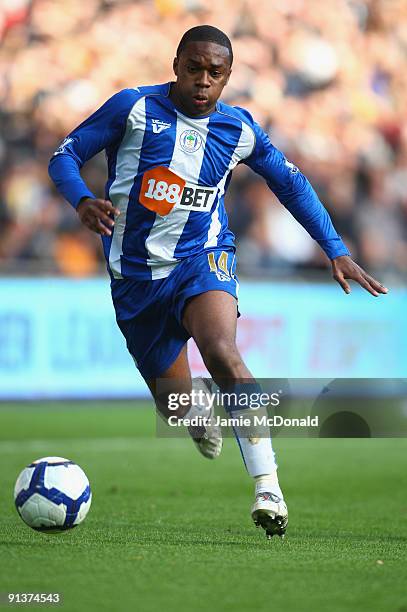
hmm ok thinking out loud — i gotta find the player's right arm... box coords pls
[48,89,138,235]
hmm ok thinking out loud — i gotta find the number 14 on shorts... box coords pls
[207,251,232,281]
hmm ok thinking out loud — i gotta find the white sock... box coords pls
[232,423,277,476]
[181,379,212,438]
[183,401,204,420]
[255,473,283,499]
[221,382,279,479]
[183,378,212,420]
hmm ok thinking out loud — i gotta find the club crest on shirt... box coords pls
[179,129,202,154]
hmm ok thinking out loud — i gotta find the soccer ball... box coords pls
[14,456,92,532]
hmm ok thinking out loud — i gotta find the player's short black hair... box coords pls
[177,25,233,65]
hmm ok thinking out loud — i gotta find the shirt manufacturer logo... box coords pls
[53,137,74,156]
[179,129,202,153]
[284,158,299,173]
[152,119,171,134]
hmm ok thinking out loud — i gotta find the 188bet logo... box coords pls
[140,166,215,216]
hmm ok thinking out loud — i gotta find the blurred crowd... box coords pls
[0,0,406,279]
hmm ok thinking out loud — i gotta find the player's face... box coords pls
[172,41,232,116]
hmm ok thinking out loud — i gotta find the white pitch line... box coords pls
[0,438,142,454]
[0,436,187,455]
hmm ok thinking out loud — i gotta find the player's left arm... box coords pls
[241,115,388,296]
[330,254,387,296]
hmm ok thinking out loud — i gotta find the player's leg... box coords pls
[113,274,222,459]
[183,290,247,380]
[183,290,288,538]
[145,344,191,421]
[146,345,223,459]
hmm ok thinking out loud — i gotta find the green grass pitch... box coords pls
[0,402,406,612]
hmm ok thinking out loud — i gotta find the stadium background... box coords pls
[1,3,406,611]
[0,0,406,397]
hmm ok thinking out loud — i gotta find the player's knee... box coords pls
[200,338,243,377]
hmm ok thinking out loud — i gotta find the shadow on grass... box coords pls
[0,531,279,549]
[1,528,405,549]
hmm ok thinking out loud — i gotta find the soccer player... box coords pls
[48,25,387,539]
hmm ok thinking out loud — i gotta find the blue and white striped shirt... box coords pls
[49,82,350,280]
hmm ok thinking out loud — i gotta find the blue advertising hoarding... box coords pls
[0,279,405,398]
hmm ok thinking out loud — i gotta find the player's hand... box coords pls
[331,255,388,297]
[77,198,120,237]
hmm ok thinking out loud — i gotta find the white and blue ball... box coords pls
[14,457,91,532]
